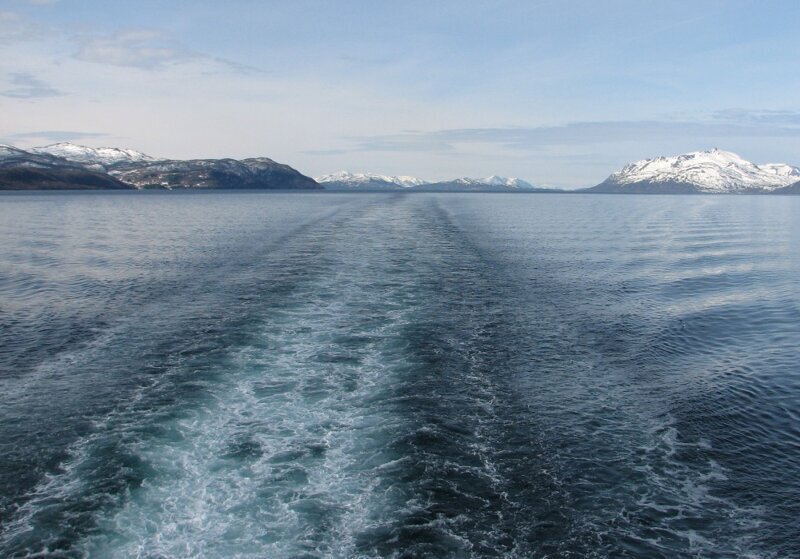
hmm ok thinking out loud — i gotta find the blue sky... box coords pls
[2,0,800,186]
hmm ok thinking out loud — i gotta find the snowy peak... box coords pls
[601,148,800,193]
[316,171,427,188]
[32,142,156,169]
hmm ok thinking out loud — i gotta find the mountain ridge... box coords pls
[0,144,133,190]
[0,143,320,190]
[32,143,157,170]
[5,142,800,194]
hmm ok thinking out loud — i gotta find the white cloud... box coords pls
[346,115,800,154]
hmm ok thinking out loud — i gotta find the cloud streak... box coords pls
[346,113,800,153]
[72,28,260,74]
[710,108,800,126]
[0,11,47,43]
[1,130,111,145]
[73,29,196,69]
[0,72,63,98]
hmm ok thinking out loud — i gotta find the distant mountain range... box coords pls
[416,176,554,192]
[317,172,553,192]
[316,172,427,190]
[1,143,320,190]
[3,143,800,194]
[587,149,800,194]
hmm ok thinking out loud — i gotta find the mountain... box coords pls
[589,149,800,194]
[34,142,320,190]
[316,171,427,190]
[0,143,320,190]
[0,145,132,190]
[415,176,549,192]
[111,157,321,190]
[32,143,156,170]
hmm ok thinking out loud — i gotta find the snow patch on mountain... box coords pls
[32,142,156,168]
[0,144,88,169]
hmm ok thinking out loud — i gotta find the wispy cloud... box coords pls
[345,113,800,153]
[0,72,63,98]
[72,28,259,73]
[302,148,352,156]
[1,130,111,145]
[73,29,195,69]
[0,11,47,43]
[710,108,800,126]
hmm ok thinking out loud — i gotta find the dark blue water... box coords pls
[1,191,799,558]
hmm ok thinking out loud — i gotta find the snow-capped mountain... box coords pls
[316,172,550,192]
[450,176,537,188]
[420,176,547,191]
[316,171,427,190]
[32,142,156,170]
[590,149,800,194]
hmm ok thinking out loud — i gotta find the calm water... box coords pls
[1,191,799,558]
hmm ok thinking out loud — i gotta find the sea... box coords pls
[0,191,798,558]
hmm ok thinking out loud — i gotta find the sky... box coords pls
[1,0,800,187]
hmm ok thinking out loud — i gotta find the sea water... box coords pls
[1,191,798,558]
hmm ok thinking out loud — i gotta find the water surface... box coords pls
[1,191,798,558]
